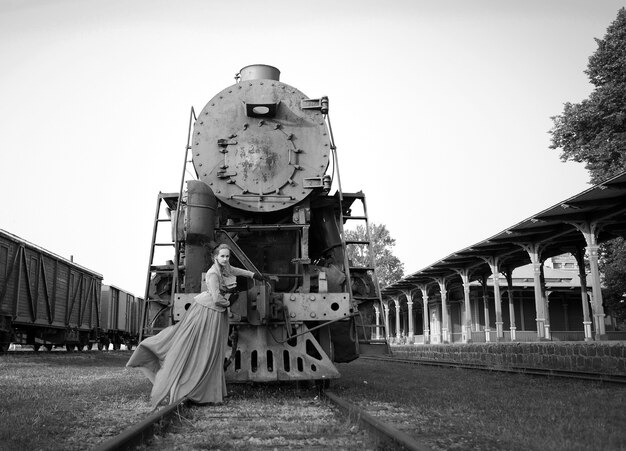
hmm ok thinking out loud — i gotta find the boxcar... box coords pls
[100,285,142,350]
[0,229,102,351]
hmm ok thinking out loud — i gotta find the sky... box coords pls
[1,0,624,296]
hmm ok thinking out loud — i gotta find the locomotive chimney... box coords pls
[238,64,280,81]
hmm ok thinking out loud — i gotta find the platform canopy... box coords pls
[382,171,626,296]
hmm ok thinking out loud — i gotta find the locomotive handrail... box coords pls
[185,202,217,210]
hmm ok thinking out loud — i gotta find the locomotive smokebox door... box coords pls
[192,66,331,213]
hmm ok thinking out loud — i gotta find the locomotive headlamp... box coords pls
[246,102,279,118]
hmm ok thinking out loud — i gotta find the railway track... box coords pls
[94,385,432,451]
[361,355,626,384]
[2,349,131,355]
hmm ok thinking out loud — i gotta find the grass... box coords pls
[335,359,626,451]
[0,352,152,451]
[3,352,624,450]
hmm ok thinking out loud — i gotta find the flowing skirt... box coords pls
[126,301,228,408]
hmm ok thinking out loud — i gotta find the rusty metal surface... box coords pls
[324,390,434,451]
[93,398,187,451]
[192,79,331,212]
[282,292,351,321]
[224,323,341,383]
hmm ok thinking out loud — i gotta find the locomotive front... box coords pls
[142,65,383,383]
[192,64,331,213]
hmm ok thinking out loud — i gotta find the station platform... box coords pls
[390,341,626,377]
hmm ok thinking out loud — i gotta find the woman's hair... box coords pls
[212,243,231,258]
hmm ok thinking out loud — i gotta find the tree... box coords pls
[345,223,404,288]
[549,8,626,325]
[599,238,626,324]
[549,7,626,184]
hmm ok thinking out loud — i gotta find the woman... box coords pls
[127,244,262,408]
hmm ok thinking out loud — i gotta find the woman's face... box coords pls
[216,248,230,267]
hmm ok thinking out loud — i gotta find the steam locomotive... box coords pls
[141,64,385,383]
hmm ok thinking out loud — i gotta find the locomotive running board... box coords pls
[225,323,340,383]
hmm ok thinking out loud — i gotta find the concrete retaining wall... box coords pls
[391,342,626,376]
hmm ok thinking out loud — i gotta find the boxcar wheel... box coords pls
[44,344,53,352]
[0,333,10,352]
[66,344,75,352]
[33,344,41,352]
[97,342,104,351]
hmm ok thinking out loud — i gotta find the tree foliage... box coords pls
[550,8,626,325]
[599,238,626,324]
[344,223,404,288]
[549,7,626,184]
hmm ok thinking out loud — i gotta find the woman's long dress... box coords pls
[126,265,253,408]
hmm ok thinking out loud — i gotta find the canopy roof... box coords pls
[382,171,626,296]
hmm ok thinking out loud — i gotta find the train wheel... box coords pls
[33,344,41,352]
[97,342,104,351]
[87,343,93,351]
[113,343,120,351]
[66,344,75,352]
[0,333,10,353]
[44,344,53,352]
[126,344,133,351]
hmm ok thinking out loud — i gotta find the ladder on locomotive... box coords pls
[139,108,198,341]
[336,191,389,356]
[139,192,181,341]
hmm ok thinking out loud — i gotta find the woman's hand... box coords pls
[215,299,230,308]
[253,272,275,282]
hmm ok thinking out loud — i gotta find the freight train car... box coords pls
[0,229,102,351]
[99,285,142,350]
[141,64,386,384]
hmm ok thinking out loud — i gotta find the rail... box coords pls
[93,388,434,450]
[360,355,626,384]
[323,390,433,451]
[93,399,187,451]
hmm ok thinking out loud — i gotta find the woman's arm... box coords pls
[230,266,255,279]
